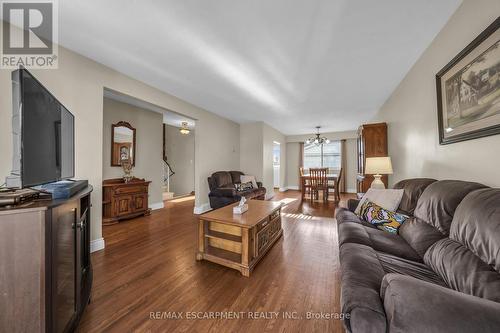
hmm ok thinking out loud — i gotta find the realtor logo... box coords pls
[1,0,58,68]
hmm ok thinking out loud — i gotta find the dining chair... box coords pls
[328,168,343,202]
[300,167,311,200]
[309,168,328,203]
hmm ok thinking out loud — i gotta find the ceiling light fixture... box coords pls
[179,122,190,135]
[305,126,330,145]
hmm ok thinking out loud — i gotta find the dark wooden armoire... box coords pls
[356,122,388,195]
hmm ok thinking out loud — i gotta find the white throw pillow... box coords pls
[240,175,258,189]
[354,188,404,215]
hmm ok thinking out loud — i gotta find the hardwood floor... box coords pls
[77,190,355,333]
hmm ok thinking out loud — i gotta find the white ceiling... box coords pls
[162,112,195,130]
[59,0,461,135]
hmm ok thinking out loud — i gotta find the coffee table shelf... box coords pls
[197,200,282,277]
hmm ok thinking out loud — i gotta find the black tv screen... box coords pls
[12,69,74,187]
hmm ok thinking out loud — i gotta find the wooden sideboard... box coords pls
[356,122,388,194]
[102,178,151,225]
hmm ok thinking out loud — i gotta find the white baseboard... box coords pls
[149,202,165,210]
[287,185,300,190]
[193,203,212,215]
[279,187,288,192]
[162,192,174,201]
[265,192,275,200]
[346,188,357,194]
[90,238,105,253]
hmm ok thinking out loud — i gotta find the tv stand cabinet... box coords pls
[0,186,93,333]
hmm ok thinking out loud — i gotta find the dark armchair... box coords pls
[208,171,266,209]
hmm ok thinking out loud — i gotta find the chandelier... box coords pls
[179,121,190,135]
[305,126,330,145]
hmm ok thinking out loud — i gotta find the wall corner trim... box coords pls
[90,238,105,253]
[149,202,165,210]
[194,203,212,215]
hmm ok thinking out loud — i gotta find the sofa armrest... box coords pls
[210,187,236,197]
[381,273,500,333]
[347,199,360,212]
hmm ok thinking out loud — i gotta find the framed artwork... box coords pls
[436,17,500,145]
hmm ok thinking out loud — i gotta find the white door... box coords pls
[273,142,280,188]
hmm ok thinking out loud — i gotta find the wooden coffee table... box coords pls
[196,200,282,277]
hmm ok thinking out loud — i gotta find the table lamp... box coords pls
[365,157,393,189]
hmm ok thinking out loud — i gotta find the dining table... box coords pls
[300,173,340,201]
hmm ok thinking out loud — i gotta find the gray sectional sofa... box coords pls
[336,178,500,333]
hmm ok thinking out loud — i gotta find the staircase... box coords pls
[163,157,175,200]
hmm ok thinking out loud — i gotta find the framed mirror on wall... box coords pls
[111,121,136,166]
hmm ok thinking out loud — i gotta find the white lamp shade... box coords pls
[365,157,393,175]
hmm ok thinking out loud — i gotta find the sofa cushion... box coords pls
[450,188,500,272]
[398,217,446,258]
[424,238,500,302]
[376,251,447,287]
[253,187,266,197]
[229,171,244,184]
[210,186,236,197]
[338,222,422,262]
[413,180,487,235]
[340,243,387,333]
[237,189,254,198]
[237,187,266,199]
[347,199,360,212]
[211,171,233,188]
[340,243,447,332]
[393,178,437,215]
[422,188,500,303]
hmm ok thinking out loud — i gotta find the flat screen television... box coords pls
[7,68,74,188]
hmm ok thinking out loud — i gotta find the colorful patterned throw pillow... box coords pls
[235,181,253,191]
[359,200,409,234]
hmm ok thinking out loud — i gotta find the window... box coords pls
[303,141,341,170]
[273,143,280,166]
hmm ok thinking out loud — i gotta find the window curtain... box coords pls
[339,139,346,193]
[299,142,304,168]
[299,142,304,190]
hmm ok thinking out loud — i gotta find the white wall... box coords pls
[239,122,286,197]
[286,142,301,189]
[372,0,500,187]
[0,28,240,242]
[239,122,264,182]
[262,123,286,196]
[103,98,163,206]
[164,124,195,196]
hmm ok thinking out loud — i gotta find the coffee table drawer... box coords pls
[256,216,281,256]
[256,209,280,232]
